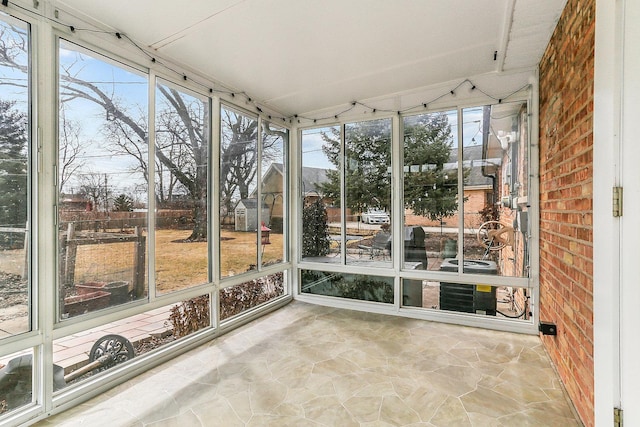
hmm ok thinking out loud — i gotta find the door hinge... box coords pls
[613,186,623,217]
[614,407,623,427]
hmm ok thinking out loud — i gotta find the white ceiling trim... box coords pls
[50,0,564,118]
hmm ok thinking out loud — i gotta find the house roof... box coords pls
[236,199,269,209]
[449,145,498,188]
[264,155,492,192]
[301,166,330,196]
[259,162,331,196]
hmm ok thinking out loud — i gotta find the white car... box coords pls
[361,208,390,224]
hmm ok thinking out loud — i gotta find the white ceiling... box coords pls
[56,0,566,117]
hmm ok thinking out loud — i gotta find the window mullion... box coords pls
[147,72,157,301]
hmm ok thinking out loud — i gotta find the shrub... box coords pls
[302,199,330,257]
[168,295,210,338]
[219,272,284,320]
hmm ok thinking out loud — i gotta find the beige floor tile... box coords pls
[35,301,580,427]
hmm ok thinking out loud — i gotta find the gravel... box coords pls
[0,271,28,324]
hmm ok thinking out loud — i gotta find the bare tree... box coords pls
[0,24,282,241]
[155,85,208,240]
[220,108,258,217]
[219,112,286,219]
[59,105,86,192]
[78,171,109,213]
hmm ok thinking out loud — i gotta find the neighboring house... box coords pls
[301,165,330,201]
[259,163,287,219]
[234,199,270,232]
[59,194,93,212]
[259,163,342,223]
[405,144,502,229]
[299,165,343,222]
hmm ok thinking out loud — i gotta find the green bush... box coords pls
[302,199,330,257]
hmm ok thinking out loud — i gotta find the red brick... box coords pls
[539,0,594,425]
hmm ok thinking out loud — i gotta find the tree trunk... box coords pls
[187,196,207,241]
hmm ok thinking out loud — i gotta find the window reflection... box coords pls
[0,349,35,415]
[301,270,393,304]
[462,102,530,278]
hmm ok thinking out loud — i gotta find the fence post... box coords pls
[133,226,146,298]
[22,221,29,280]
[63,222,77,285]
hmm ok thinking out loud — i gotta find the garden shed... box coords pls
[234,199,269,232]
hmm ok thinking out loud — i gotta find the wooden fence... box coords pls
[58,222,146,298]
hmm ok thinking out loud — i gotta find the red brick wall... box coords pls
[404,188,491,229]
[538,0,594,425]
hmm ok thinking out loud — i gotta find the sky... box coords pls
[58,40,149,198]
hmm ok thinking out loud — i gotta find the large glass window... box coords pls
[0,16,30,338]
[400,102,531,317]
[402,110,459,272]
[58,40,149,318]
[402,103,530,278]
[260,122,287,267]
[345,119,392,267]
[461,102,530,278]
[301,126,340,261]
[301,102,531,318]
[219,111,288,317]
[300,119,392,268]
[154,80,210,294]
[219,106,259,277]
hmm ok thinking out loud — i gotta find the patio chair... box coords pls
[358,232,390,260]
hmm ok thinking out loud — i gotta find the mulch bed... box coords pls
[0,272,28,326]
[0,271,28,308]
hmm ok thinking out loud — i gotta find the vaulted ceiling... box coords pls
[57,0,566,117]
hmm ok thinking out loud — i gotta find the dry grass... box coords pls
[155,229,207,293]
[74,242,137,285]
[72,229,284,294]
[220,229,284,277]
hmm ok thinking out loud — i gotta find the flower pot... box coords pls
[105,281,130,305]
[64,291,110,316]
[75,282,107,296]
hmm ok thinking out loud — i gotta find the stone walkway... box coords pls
[1,306,172,373]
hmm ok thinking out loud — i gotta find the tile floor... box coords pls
[35,301,581,426]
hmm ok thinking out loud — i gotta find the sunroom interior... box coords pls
[1,0,636,426]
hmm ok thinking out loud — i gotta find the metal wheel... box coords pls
[476,220,514,251]
[88,334,135,372]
